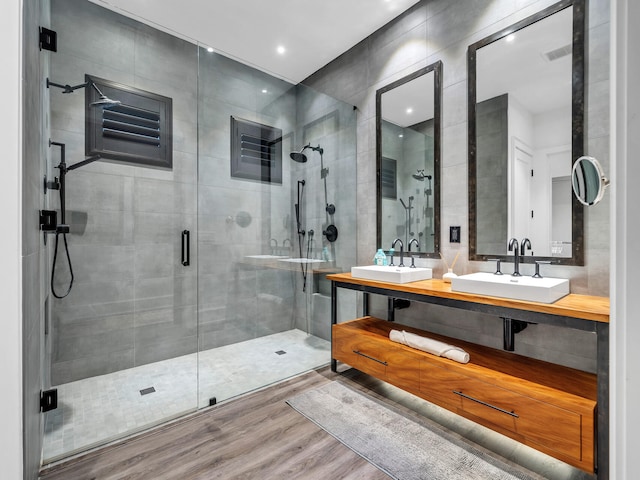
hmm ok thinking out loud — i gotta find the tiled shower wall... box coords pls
[304,0,610,373]
[48,0,357,385]
[290,85,358,340]
[49,0,200,384]
[196,49,298,351]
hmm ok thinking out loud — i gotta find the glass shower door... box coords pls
[195,49,358,408]
[43,0,199,462]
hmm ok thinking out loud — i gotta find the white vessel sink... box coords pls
[351,265,433,284]
[451,272,570,304]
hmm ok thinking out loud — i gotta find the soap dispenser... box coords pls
[374,248,387,266]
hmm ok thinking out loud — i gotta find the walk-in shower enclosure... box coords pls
[43,0,357,461]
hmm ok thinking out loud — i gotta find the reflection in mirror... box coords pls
[468,0,585,265]
[376,61,441,257]
[572,156,610,206]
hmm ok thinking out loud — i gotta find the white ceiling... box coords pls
[382,72,434,127]
[88,0,422,84]
[477,6,573,115]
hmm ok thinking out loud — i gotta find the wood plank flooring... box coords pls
[39,366,591,480]
[38,368,390,480]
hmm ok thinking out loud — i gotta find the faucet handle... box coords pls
[488,258,503,275]
[533,260,552,278]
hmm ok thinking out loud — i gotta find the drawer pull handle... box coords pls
[353,350,388,366]
[453,390,519,418]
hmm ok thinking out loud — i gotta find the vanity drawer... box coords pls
[385,349,421,393]
[333,324,421,391]
[420,361,584,461]
[333,326,389,378]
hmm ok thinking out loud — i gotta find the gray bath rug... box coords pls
[286,381,542,480]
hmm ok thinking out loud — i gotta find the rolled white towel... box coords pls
[389,329,470,364]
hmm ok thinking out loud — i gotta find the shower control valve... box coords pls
[39,210,58,232]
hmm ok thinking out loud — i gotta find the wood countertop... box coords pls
[326,273,610,324]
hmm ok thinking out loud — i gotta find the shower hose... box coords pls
[51,231,74,299]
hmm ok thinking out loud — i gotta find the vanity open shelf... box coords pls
[327,273,610,478]
[334,316,596,472]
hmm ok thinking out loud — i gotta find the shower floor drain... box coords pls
[140,387,156,396]
[275,350,287,355]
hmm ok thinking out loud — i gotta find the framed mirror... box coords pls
[376,61,442,257]
[468,0,585,265]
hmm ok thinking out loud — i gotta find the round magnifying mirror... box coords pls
[572,156,610,206]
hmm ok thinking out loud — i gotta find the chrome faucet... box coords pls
[391,238,405,267]
[508,238,521,276]
[408,238,420,268]
[270,238,278,256]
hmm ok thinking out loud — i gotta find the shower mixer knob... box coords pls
[323,225,338,242]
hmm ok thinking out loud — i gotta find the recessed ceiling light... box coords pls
[262,89,268,94]
[206,47,214,53]
[506,34,516,42]
[399,134,404,138]
[406,107,413,114]
[277,45,286,55]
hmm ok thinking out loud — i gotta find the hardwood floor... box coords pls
[39,365,591,480]
[38,368,390,480]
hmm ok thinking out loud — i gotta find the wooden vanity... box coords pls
[327,273,610,477]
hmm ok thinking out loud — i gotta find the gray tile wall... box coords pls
[289,85,358,337]
[48,0,358,385]
[303,0,610,372]
[196,53,298,350]
[49,0,200,384]
[23,0,49,477]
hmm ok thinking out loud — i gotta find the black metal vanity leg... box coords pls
[502,318,515,351]
[596,322,610,479]
[331,281,337,372]
[387,297,395,322]
[363,292,370,317]
[502,317,529,351]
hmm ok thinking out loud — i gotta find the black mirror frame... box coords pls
[376,60,442,257]
[467,0,585,266]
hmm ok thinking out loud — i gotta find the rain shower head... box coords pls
[47,78,121,109]
[290,145,309,163]
[89,83,121,109]
[412,169,432,181]
[290,143,324,163]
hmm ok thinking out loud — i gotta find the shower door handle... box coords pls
[181,230,190,266]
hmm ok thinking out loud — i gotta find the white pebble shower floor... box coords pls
[43,329,330,462]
